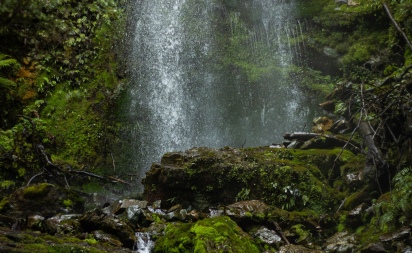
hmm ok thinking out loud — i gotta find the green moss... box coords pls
[0,197,10,212]
[63,199,73,208]
[23,183,54,199]
[337,214,347,232]
[291,224,310,243]
[0,180,15,190]
[154,216,259,253]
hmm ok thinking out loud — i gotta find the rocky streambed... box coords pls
[0,145,411,252]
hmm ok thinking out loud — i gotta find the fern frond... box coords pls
[0,58,18,68]
[0,77,17,89]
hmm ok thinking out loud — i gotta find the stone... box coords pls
[102,200,122,215]
[346,203,368,228]
[360,243,386,252]
[253,226,282,245]
[225,200,268,219]
[121,199,147,209]
[279,244,324,253]
[152,200,161,209]
[42,214,81,235]
[167,204,182,213]
[345,172,364,191]
[26,215,44,230]
[164,209,187,221]
[126,205,143,220]
[187,209,201,221]
[379,227,411,243]
[93,230,123,247]
[209,207,225,218]
[324,231,357,253]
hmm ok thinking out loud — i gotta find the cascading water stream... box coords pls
[126,0,320,191]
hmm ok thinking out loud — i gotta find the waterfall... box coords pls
[134,232,154,253]
[126,0,320,190]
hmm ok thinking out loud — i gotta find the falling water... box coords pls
[134,232,154,253]
[126,0,320,189]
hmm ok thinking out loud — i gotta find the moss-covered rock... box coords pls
[0,183,84,218]
[0,226,134,253]
[143,147,358,213]
[154,216,259,253]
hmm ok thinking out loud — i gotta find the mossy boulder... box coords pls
[0,183,84,219]
[153,216,259,253]
[143,147,357,213]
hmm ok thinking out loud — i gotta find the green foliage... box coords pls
[236,188,250,202]
[0,54,19,89]
[370,167,412,233]
[291,224,310,243]
[0,180,15,190]
[292,66,335,97]
[0,0,127,184]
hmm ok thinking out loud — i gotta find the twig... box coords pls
[110,153,116,171]
[27,172,44,185]
[273,221,290,245]
[241,139,246,148]
[335,198,346,215]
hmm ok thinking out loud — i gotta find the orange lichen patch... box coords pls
[312,116,333,133]
[18,67,36,79]
[22,90,37,100]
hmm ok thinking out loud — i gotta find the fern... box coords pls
[0,58,18,68]
[0,54,18,89]
[0,77,16,89]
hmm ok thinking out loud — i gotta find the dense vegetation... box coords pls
[299,0,412,239]
[1,0,412,251]
[0,0,127,195]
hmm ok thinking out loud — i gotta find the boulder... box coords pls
[143,147,347,213]
[79,209,136,248]
[0,183,84,220]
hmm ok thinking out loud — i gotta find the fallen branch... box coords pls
[383,2,412,51]
[68,170,105,180]
[273,221,290,245]
[109,176,131,186]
